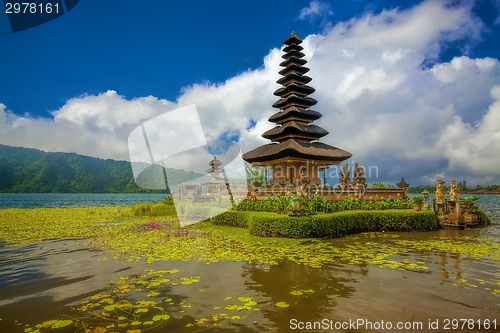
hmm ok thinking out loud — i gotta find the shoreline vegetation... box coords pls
[0,203,496,266]
[0,196,491,246]
[0,200,498,332]
[407,182,500,195]
[0,197,492,248]
[0,144,199,193]
[2,144,500,195]
[0,205,443,269]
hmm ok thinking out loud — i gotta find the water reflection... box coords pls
[437,251,449,279]
[242,261,361,330]
[0,194,499,332]
[1,238,499,333]
[0,240,136,332]
[0,240,132,306]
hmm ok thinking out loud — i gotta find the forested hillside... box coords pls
[0,145,199,193]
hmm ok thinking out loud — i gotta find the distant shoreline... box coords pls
[0,192,167,209]
[457,190,500,195]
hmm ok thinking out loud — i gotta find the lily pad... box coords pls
[275,302,290,308]
[52,320,73,328]
[152,314,170,322]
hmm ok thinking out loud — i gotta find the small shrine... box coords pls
[243,32,352,189]
[178,156,226,201]
[434,178,486,229]
[204,156,224,195]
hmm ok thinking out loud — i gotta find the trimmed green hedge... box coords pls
[235,195,414,214]
[211,210,251,228]
[211,210,439,239]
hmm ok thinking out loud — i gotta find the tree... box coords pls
[372,182,385,189]
[457,180,467,191]
[0,144,192,193]
[245,163,269,187]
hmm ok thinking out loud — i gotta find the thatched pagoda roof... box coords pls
[243,139,351,163]
[274,83,315,97]
[278,64,310,76]
[283,32,302,45]
[262,121,328,141]
[268,106,321,123]
[242,32,352,165]
[282,49,305,59]
[279,57,307,67]
[283,44,303,53]
[272,94,317,110]
[276,73,312,86]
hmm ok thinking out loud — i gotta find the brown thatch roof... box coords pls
[277,73,312,86]
[284,32,302,45]
[274,83,315,97]
[272,94,317,109]
[268,107,322,123]
[278,64,309,76]
[242,139,352,163]
[242,31,352,166]
[283,43,303,53]
[282,50,305,60]
[279,57,307,67]
[262,122,328,141]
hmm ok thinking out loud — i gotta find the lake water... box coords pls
[0,194,499,332]
[0,193,167,208]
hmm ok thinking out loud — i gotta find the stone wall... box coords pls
[251,187,406,200]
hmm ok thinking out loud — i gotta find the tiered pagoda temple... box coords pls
[243,32,352,187]
[204,156,224,195]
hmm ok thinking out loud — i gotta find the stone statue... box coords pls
[339,164,350,190]
[298,171,310,197]
[352,163,359,186]
[397,177,409,192]
[352,163,366,193]
[435,179,444,205]
[450,179,458,202]
[288,191,304,216]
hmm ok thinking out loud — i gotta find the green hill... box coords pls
[0,145,200,193]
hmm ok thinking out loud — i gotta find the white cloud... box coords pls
[1,1,499,185]
[54,90,174,131]
[0,91,175,161]
[298,1,333,21]
[292,1,499,185]
[436,85,500,175]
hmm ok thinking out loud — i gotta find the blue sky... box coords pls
[1,0,500,186]
[1,0,498,116]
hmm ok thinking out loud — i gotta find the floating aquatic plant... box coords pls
[275,302,290,308]
[1,206,499,332]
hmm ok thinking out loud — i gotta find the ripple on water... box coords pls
[0,239,134,307]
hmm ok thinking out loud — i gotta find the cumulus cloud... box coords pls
[298,0,334,31]
[0,91,175,161]
[1,0,499,185]
[437,85,500,175]
[298,1,333,21]
[296,1,499,184]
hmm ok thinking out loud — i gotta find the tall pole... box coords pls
[221,166,235,209]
